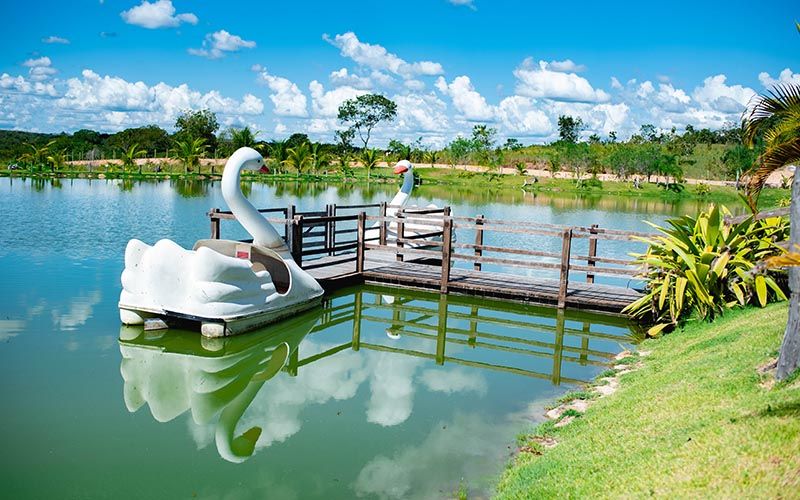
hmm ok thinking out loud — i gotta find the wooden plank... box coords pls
[558,229,573,309]
[474,215,484,271]
[356,212,365,273]
[587,224,598,284]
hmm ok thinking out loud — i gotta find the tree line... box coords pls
[1,93,767,183]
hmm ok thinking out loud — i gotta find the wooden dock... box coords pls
[208,203,649,315]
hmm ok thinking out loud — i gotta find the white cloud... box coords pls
[393,92,449,132]
[758,68,800,88]
[0,73,57,96]
[22,57,57,82]
[448,0,477,9]
[543,59,586,73]
[120,0,198,29]
[610,77,622,90]
[329,68,372,90]
[189,30,256,59]
[308,80,366,117]
[435,75,494,121]
[254,67,307,117]
[324,32,444,79]
[42,36,70,44]
[692,74,755,113]
[403,79,425,91]
[514,58,610,103]
[496,95,552,136]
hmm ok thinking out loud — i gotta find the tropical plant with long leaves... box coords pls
[360,148,379,181]
[624,204,789,336]
[120,143,146,174]
[425,150,439,167]
[336,153,354,179]
[172,138,207,174]
[284,142,312,176]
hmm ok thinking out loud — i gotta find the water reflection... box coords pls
[118,286,632,469]
[119,309,321,463]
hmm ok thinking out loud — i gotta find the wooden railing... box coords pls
[358,212,648,309]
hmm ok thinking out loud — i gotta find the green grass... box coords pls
[497,304,800,498]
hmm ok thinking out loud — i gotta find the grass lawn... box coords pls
[497,303,800,498]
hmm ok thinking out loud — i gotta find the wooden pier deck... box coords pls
[209,203,648,316]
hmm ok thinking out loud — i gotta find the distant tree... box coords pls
[106,125,170,154]
[608,131,618,143]
[557,115,584,143]
[120,143,146,174]
[360,148,379,180]
[175,109,219,149]
[172,138,207,174]
[471,125,497,151]
[504,138,523,150]
[285,133,310,149]
[446,137,473,168]
[284,142,312,177]
[269,141,288,174]
[309,143,331,174]
[338,94,397,149]
[387,140,411,161]
[46,148,67,173]
[230,126,260,150]
[19,140,55,171]
[334,128,355,154]
[425,149,439,166]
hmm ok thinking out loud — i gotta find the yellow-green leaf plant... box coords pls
[624,204,789,335]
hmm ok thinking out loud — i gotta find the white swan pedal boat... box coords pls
[118,147,324,337]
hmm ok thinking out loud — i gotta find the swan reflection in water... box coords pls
[118,308,322,463]
[118,286,634,466]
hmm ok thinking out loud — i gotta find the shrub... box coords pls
[624,204,789,335]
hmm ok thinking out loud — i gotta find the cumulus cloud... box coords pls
[758,68,800,88]
[496,95,552,136]
[543,59,586,73]
[120,0,198,29]
[42,36,70,44]
[308,80,366,118]
[514,57,610,103]
[23,56,57,82]
[393,92,449,132]
[254,66,308,117]
[435,75,494,121]
[189,30,256,59]
[324,32,444,79]
[692,74,755,113]
[329,68,373,90]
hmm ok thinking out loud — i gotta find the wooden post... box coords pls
[352,291,363,351]
[356,211,366,273]
[440,216,453,294]
[436,295,448,365]
[379,202,388,246]
[209,208,221,239]
[552,309,565,385]
[329,203,337,256]
[285,204,295,244]
[474,214,484,271]
[586,224,598,284]
[557,228,573,309]
[291,215,304,267]
[396,209,405,262]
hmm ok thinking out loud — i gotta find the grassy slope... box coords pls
[497,304,800,498]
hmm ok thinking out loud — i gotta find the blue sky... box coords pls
[0,0,797,146]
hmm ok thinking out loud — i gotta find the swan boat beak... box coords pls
[393,164,409,174]
[259,165,270,174]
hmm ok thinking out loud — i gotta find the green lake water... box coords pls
[0,177,697,498]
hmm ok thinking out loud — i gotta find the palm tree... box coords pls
[19,140,55,172]
[269,141,288,174]
[360,148,379,181]
[425,150,439,167]
[46,148,67,173]
[283,142,312,177]
[172,138,207,174]
[121,143,147,174]
[231,126,261,150]
[309,143,331,174]
[337,152,353,179]
[742,82,800,380]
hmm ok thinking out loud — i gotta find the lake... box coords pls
[0,177,691,498]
